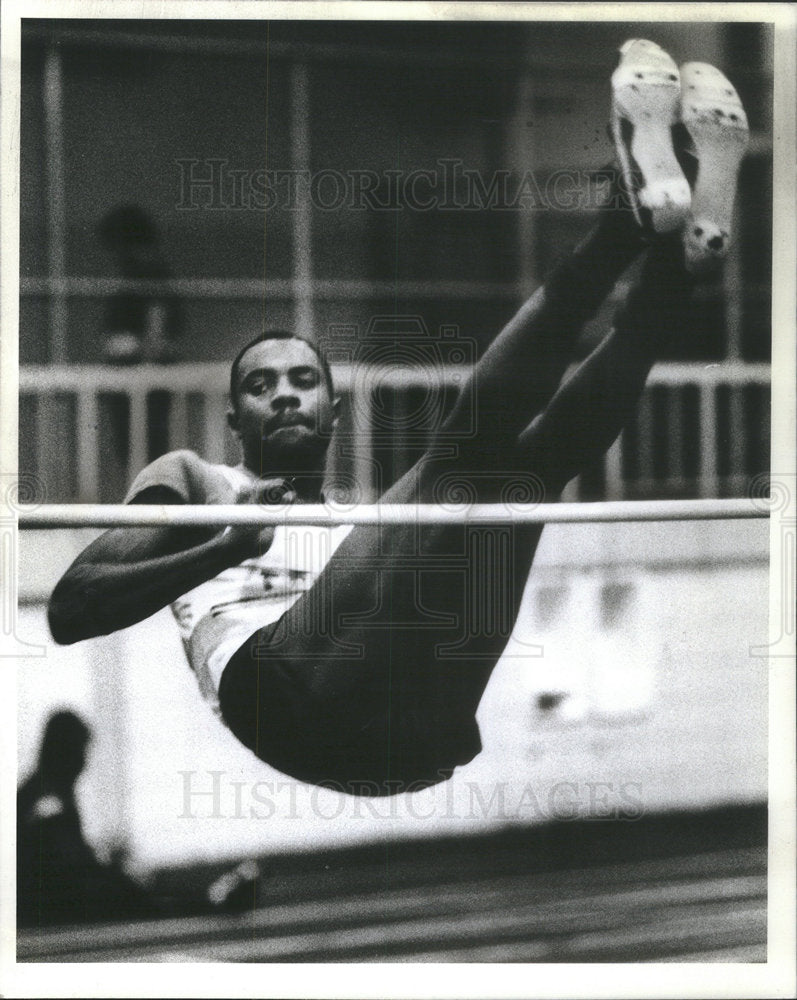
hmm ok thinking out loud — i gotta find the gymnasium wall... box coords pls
[20,19,772,367]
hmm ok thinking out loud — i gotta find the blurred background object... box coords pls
[96,203,183,481]
[97,203,183,365]
[18,709,262,927]
[17,710,156,926]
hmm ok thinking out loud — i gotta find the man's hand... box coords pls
[49,477,297,645]
[219,478,298,561]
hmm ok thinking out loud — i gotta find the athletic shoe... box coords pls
[678,62,749,274]
[611,39,692,233]
[207,858,261,913]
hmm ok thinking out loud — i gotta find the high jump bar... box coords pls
[16,499,768,528]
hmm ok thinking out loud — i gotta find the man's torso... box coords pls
[126,450,352,709]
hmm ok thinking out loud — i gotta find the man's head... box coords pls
[227,331,338,479]
[38,710,91,791]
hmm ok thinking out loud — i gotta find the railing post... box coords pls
[75,390,100,502]
[636,388,655,489]
[127,391,148,479]
[168,392,189,454]
[604,435,624,501]
[666,385,685,494]
[204,393,229,466]
[699,382,720,499]
[729,380,746,494]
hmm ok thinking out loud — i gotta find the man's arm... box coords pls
[48,483,286,646]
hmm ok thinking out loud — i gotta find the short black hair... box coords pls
[229,330,334,411]
[40,710,90,763]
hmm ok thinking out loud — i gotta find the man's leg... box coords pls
[517,51,749,491]
[428,193,646,466]
[515,234,695,494]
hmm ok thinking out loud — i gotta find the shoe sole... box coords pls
[611,39,691,233]
[679,62,749,272]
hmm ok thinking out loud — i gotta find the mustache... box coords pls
[262,413,314,435]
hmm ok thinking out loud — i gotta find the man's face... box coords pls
[228,337,337,475]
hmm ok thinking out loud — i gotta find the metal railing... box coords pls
[18,362,771,504]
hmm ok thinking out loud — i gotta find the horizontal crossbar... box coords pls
[16,499,768,528]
